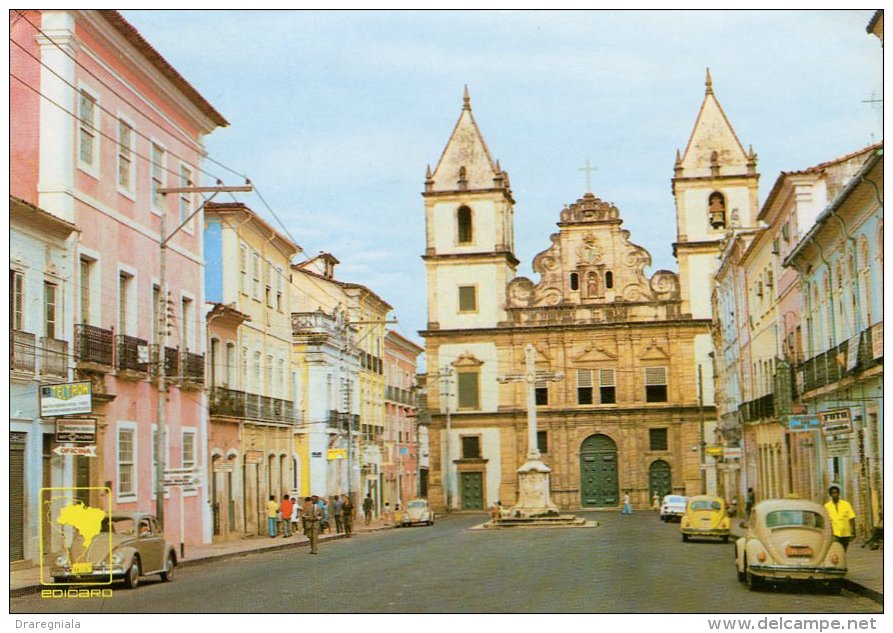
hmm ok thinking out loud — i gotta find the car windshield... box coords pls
[691,500,721,511]
[408,501,427,509]
[665,496,685,504]
[101,517,136,535]
[766,510,825,529]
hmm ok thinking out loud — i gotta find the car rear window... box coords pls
[766,510,824,529]
[691,500,721,511]
[408,501,427,509]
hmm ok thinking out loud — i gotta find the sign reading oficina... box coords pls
[40,381,92,417]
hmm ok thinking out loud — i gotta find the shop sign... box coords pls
[311,451,323,459]
[871,322,883,359]
[785,415,821,432]
[705,446,724,456]
[824,438,850,457]
[244,449,264,464]
[723,447,742,460]
[40,381,92,417]
[327,449,347,460]
[213,461,235,472]
[52,445,97,457]
[55,417,97,443]
[819,408,852,436]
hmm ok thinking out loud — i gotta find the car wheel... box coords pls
[124,556,140,589]
[682,534,689,542]
[160,553,175,582]
[722,535,729,544]
[736,556,747,582]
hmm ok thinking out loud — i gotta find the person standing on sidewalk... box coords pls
[825,485,857,551]
[279,495,293,538]
[745,487,755,517]
[342,495,353,537]
[333,495,344,533]
[383,501,392,526]
[290,496,300,535]
[266,495,280,538]
[302,496,322,554]
[621,491,632,515]
[363,494,374,526]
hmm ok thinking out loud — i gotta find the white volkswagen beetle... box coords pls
[400,499,435,527]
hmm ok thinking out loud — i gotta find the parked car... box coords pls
[660,495,688,522]
[51,512,177,589]
[400,499,435,527]
[735,498,846,592]
[680,495,730,542]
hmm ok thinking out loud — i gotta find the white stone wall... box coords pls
[434,263,504,329]
[441,426,502,510]
[430,199,501,255]
[437,342,500,413]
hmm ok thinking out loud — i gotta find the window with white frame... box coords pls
[241,347,248,389]
[10,270,24,331]
[115,119,133,191]
[151,143,165,210]
[225,343,235,387]
[644,367,668,403]
[275,266,284,311]
[79,258,94,325]
[117,426,136,499]
[265,260,273,307]
[576,369,593,405]
[179,164,193,225]
[44,281,58,339]
[265,354,273,395]
[181,296,193,351]
[118,272,134,337]
[78,90,97,168]
[182,428,196,492]
[599,368,616,404]
[239,242,248,294]
[278,358,286,398]
[252,251,261,300]
[254,351,262,390]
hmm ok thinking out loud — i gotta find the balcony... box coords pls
[739,393,775,423]
[292,311,357,347]
[40,337,68,378]
[181,351,204,387]
[75,324,114,368]
[10,330,36,374]
[797,324,882,394]
[209,387,298,424]
[116,335,149,376]
[327,410,359,432]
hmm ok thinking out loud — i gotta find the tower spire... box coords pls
[463,84,471,111]
[705,67,713,94]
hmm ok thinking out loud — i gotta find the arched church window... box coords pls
[457,206,473,244]
[605,271,614,289]
[708,191,726,229]
[570,272,579,291]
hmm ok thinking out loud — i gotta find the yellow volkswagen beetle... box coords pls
[680,495,730,543]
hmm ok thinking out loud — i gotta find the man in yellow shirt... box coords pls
[266,494,280,538]
[824,485,856,550]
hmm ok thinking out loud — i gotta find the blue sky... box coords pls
[122,9,882,351]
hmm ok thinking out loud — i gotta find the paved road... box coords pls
[11,511,881,613]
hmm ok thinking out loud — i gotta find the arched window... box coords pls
[457,206,473,244]
[707,191,726,229]
[210,338,219,388]
[570,272,579,291]
[605,271,614,289]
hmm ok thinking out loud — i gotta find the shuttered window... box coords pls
[78,91,96,166]
[457,371,479,410]
[599,368,616,404]
[577,369,593,405]
[461,435,481,459]
[649,428,668,451]
[239,243,248,294]
[10,270,24,331]
[458,286,477,312]
[118,428,135,498]
[645,366,668,402]
[535,380,548,406]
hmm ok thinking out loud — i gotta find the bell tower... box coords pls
[673,69,760,318]
[422,87,518,331]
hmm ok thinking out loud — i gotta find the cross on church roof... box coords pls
[578,159,598,193]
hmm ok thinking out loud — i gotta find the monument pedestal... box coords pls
[508,457,560,518]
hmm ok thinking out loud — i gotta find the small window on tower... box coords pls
[570,272,579,291]
[457,206,473,243]
[605,271,613,289]
[458,285,477,312]
[708,191,726,230]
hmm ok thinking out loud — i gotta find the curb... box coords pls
[842,578,883,605]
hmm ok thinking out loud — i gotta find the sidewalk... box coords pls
[729,522,883,603]
[10,517,395,597]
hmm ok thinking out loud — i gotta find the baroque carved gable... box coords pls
[571,342,619,363]
[639,339,671,361]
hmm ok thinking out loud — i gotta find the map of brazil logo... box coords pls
[40,487,113,585]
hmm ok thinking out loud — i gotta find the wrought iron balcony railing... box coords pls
[181,351,204,385]
[209,387,298,424]
[116,335,149,374]
[10,330,36,374]
[75,324,114,367]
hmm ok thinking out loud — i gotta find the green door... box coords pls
[580,434,619,507]
[460,472,484,510]
[648,459,672,501]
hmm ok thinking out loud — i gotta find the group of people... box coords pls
[265,493,355,553]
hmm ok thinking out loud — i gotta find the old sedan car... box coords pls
[680,495,730,542]
[51,511,177,589]
[400,499,435,527]
[735,499,846,591]
[660,495,688,522]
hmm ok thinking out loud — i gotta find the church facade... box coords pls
[422,78,757,512]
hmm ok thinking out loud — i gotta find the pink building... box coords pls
[383,331,424,506]
[10,10,227,549]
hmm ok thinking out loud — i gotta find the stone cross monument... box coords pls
[497,344,564,517]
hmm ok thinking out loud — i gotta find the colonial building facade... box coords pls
[421,87,729,512]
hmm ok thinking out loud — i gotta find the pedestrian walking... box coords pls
[302,496,322,554]
[744,487,755,517]
[652,491,660,511]
[621,491,632,515]
[363,494,374,526]
[279,494,293,537]
[383,501,392,526]
[318,496,330,533]
[825,485,857,551]
[490,500,502,522]
[266,495,280,538]
[333,495,344,533]
[290,496,300,534]
[341,495,353,537]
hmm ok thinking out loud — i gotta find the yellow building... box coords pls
[421,89,723,512]
[205,202,300,537]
